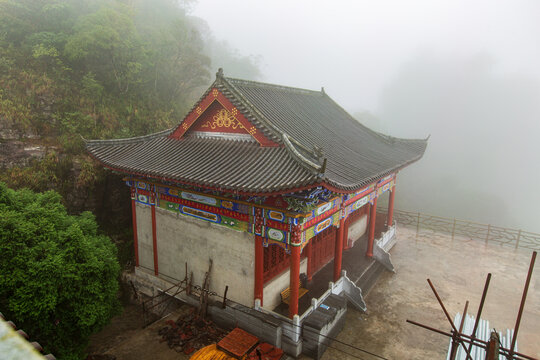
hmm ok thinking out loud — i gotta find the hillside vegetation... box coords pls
[0,0,259,190]
[0,0,259,227]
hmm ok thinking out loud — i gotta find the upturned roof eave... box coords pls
[84,128,174,148]
[87,142,426,196]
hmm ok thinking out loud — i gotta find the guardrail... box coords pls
[379,208,540,251]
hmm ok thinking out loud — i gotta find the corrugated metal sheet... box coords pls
[446,313,516,360]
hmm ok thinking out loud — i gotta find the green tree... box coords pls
[0,183,121,359]
[64,2,144,95]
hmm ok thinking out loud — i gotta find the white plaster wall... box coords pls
[154,207,255,307]
[262,258,307,311]
[135,203,154,271]
[348,215,367,248]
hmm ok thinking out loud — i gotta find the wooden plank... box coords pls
[282,287,308,305]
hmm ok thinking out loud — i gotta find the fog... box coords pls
[191,0,540,232]
[378,53,540,232]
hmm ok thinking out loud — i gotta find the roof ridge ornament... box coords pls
[216,68,224,81]
[281,133,322,173]
[313,146,324,160]
[320,158,327,177]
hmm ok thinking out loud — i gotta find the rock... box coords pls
[0,141,46,168]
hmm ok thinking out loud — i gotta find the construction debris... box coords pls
[190,329,284,360]
[446,313,517,360]
[157,307,227,355]
[217,327,259,358]
[246,342,284,360]
[199,260,213,319]
[407,250,537,360]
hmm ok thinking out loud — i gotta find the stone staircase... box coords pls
[339,272,367,312]
[354,260,386,298]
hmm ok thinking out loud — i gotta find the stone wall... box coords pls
[135,203,154,271]
[135,204,255,307]
[347,214,368,247]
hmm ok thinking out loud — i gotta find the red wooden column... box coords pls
[131,198,140,267]
[289,226,302,318]
[333,209,345,282]
[151,193,159,275]
[130,187,139,267]
[343,218,350,250]
[306,241,313,281]
[366,197,378,258]
[254,235,264,305]
[289,245,301,318]
[387,186,395,227]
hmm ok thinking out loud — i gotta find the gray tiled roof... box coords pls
[87,71,427,194]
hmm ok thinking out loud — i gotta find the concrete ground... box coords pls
[87,226,539,359]
[319,226,540,360]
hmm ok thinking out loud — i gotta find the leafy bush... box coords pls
[0,183,120,359]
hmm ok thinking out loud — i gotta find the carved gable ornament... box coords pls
[170,88,276,146]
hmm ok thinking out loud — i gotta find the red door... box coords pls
[310,226,336,276]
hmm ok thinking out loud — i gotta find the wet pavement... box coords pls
[317,226,540,359]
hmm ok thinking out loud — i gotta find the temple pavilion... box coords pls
[87,69,427,324]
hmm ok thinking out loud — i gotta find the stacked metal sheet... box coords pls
[446,313,516,360]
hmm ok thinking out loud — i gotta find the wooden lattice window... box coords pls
[310,226,337,275]
[263,245,289,284]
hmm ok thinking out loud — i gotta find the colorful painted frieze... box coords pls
[133,189,155,205]
[155,185,250,214]
[302,197,340,224]
[128,177,386,246]
[377,179,394,196]
[304,210,341,241]
[265,209,286,223]
[343,183,375,206]
[267,228,287,242]
[158,198,249,232]
[344,194,370,217]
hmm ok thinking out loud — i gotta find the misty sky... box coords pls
[191,0,540,232]
[192,0,540,111]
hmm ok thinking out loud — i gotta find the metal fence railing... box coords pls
[378,208,540,251]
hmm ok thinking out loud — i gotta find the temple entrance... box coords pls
[309,226,337,276]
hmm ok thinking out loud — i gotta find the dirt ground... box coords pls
[86,304,193,360]
[87,226,539,359]
[320,227,540,360]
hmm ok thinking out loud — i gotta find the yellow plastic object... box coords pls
[190,344,239,360]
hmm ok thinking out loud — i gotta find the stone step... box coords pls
[356,261,385,297]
